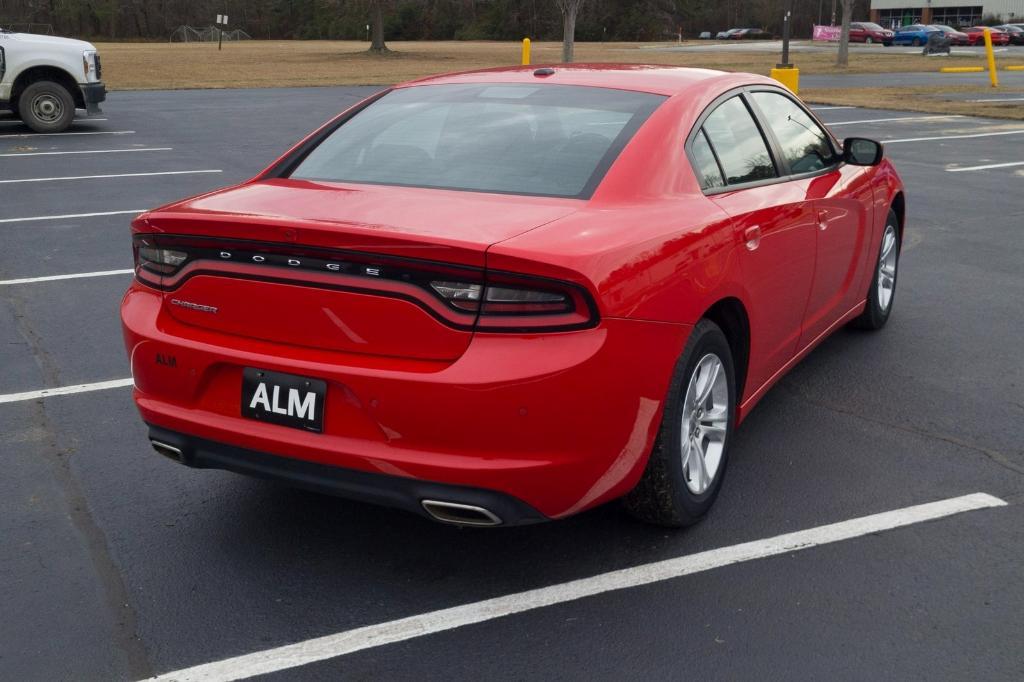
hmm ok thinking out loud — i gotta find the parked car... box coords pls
[716,28,744,39]
[699,31,712,40]
[930,24,969,45]
[123,65,904,528]
[849,22,895,45]
[734,28,773,39]
[892,24,941,46]
[992,25,1024,45]
[965,26,1011,45]
[0,27,106,132]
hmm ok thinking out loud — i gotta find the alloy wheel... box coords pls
[877,223,898,311]
[680,353,729,494]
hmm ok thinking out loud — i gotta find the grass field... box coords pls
[92,40,1024,120]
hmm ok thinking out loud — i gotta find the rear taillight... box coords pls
[132,234,598,332]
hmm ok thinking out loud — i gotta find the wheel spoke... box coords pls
[699,423,727,440]
[694,358,720,408]
[691,438,709,490]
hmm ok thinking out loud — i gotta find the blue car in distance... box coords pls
[891,24,943,46]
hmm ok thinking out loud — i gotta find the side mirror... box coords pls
[843,137,884,166]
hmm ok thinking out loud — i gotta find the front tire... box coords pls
[18,81,75,133]
[624,319,736,527]
[851,208,900,330]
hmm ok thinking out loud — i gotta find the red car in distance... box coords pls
[122,65,905,527]
[930,25,969,45]
[849,22,895,45]
[965,26,1011,45]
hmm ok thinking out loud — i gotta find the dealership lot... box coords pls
[2,88,1023,680]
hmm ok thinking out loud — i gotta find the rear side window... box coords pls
[689,129,725,189]
[288,84,665,199]
[701,96,777,185]
[751,92,838,174]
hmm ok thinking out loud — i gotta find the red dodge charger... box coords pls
[122,65,905,527]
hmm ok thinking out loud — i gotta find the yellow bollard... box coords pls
[770,66,800,94]
[983,28,999,87]
[522,38,531,66]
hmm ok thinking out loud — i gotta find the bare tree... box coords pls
[556,0,586,63]
[369,0,389,53]
[835,0,854,66]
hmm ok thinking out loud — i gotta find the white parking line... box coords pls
[810,106,856,111]
[0,117,109,124]
[885,130,1024,144]
[0,169,222,184]
[0,209,145,224]
[0,130,135,138]
[0,147,172,158]
[969,97,1024,103]
[151,493,1006,682]
[0,378,134,404]
[828,115,963,126]
[0,269,133,286]
[947,161,1024,173]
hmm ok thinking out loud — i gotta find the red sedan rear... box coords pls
[122,65,905,527]
[965,26,1011,45]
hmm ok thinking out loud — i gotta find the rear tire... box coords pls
[866,37,874,44]
[851,208,900,331]
[912,37,922,46]
[624,319,736,527]
[18,81,75,133]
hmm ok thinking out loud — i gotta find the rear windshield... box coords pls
[288,83,665,199]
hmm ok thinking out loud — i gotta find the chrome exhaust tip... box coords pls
[150,439,184,463]
[421,500,503,527]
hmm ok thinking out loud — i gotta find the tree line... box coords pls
[2,0,870,42]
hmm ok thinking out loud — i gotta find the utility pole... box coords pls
[779,0,793,68]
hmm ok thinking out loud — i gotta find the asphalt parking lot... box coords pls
[2,88,1023,681]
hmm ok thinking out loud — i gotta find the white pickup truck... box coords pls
[0,28,106,133]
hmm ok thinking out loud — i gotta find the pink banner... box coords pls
[813,25,841,41]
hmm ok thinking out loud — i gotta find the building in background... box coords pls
[869,1,1024,27]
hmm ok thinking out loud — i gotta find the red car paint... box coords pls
[965,26,1011,46]
[122,65,905,522]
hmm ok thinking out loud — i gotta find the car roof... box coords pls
[397,64,774,97]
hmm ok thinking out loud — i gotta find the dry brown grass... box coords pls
[95,40,1024,90]
[802,85,1024,121]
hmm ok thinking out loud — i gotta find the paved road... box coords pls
[1,88,1022,680]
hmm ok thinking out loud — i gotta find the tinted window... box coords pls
[289,84,665,198]
[701,96,777,185]
[689,129,725,189]
[751,92,837,174]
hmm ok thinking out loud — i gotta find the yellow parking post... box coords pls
[770,66,800,94]
[522,38,531,66]
[983,28,999,87]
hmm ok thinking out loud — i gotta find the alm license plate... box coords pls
[241,368,326,433]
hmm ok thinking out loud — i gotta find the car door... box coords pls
[689,93,817,398]
[748,90,874,350]
[849,23,865,41]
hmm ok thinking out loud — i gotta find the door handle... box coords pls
[744,225,762,251]
[817,208,829,231]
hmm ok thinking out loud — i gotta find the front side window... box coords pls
[701,96,777,186]
[289,83,665,199]
[751,92,838,174]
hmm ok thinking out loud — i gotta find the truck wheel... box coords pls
[18,81,75,133]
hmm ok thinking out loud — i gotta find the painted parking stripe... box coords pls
[0,269,133,286]
[0,209,145,224]
[0,169,222,184]
[885,130,1024,144]
[0,129,135,138]
[969,97,1024,102]
[151,493,1006,682]
[0,117,109,124]
[810,106,856,111]
[947,161,1024,173]
[0,378,134,404]
[0,147,172,158]
[828,115,963,126]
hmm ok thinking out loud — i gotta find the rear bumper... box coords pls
[147,424,547,526]
[81,82,106,114]
[122,284,689,519]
